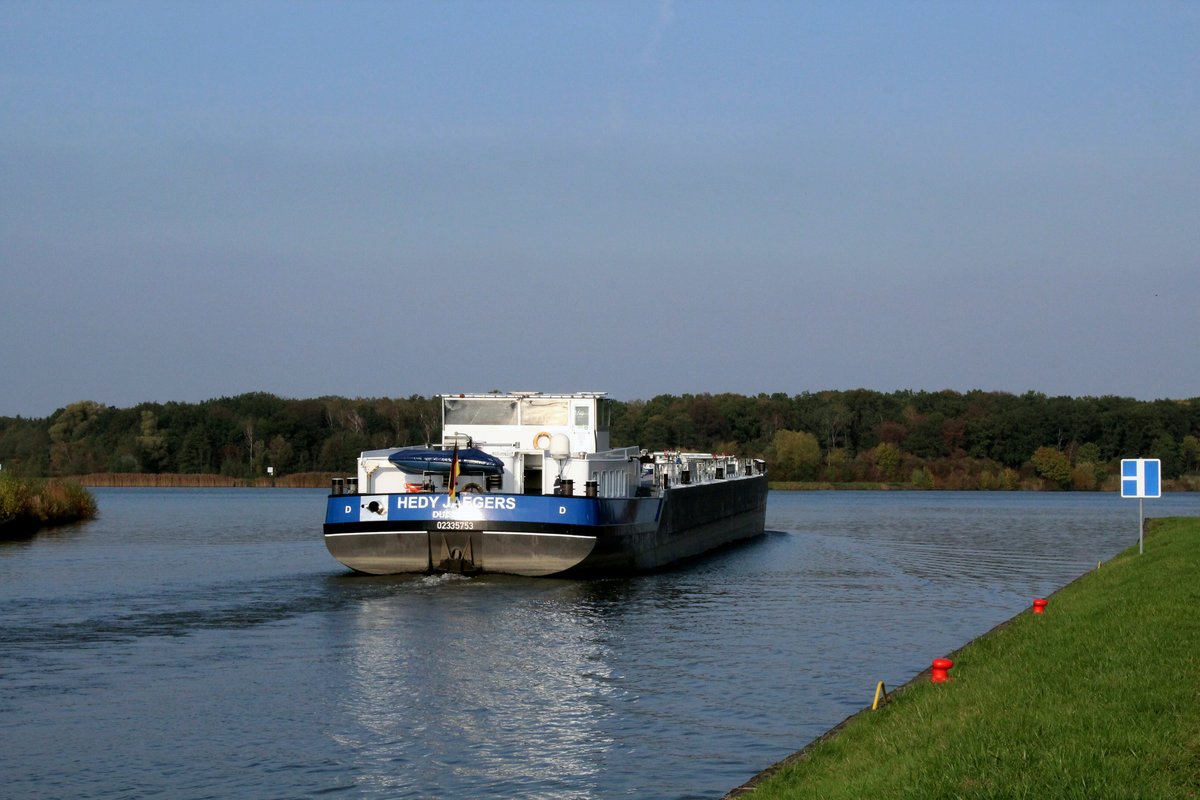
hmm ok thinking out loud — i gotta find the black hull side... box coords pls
[566,474,768,575]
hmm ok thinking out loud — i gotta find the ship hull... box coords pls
[323,475,767,577]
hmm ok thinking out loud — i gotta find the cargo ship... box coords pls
[323,392,767,577]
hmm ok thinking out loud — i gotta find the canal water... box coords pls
[2,489,1196,799]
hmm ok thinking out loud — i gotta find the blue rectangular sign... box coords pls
[1120,458,1161,499]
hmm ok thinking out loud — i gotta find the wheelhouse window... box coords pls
[444,398,518,425]
[521,399,568,426]
[596,399,611,430]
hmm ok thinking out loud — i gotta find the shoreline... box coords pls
[723,516,1200,798]
[70,472,335,489]
[48,474,1199,492]
[722,560,1098,798]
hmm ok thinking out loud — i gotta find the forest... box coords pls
[0,390,1197,490]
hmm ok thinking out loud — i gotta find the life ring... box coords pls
[462,482,483,493]
[532,431,552,450]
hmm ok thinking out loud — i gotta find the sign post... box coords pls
[1121,458,1161,554]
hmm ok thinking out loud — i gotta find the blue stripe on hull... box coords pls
[325,493,659,527]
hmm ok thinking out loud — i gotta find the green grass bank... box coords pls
[0,474,98,538]
[730,516,1200,799]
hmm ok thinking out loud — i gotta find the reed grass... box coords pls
[0,474,98,536]
[732,516,1200,799]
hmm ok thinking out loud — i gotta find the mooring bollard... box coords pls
[931,658,954,683]
[1032,598,1048,615]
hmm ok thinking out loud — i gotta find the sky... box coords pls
[2,2,1197,418]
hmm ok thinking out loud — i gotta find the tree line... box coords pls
[0,390,1197,489]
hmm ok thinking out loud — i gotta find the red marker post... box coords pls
[930,658,954,683]
[1032,598,1047,615]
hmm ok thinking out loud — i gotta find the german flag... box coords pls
[448,441,460,502]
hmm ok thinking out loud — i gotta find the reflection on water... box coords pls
[1,489,1196,799]
[335,576,619,798]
